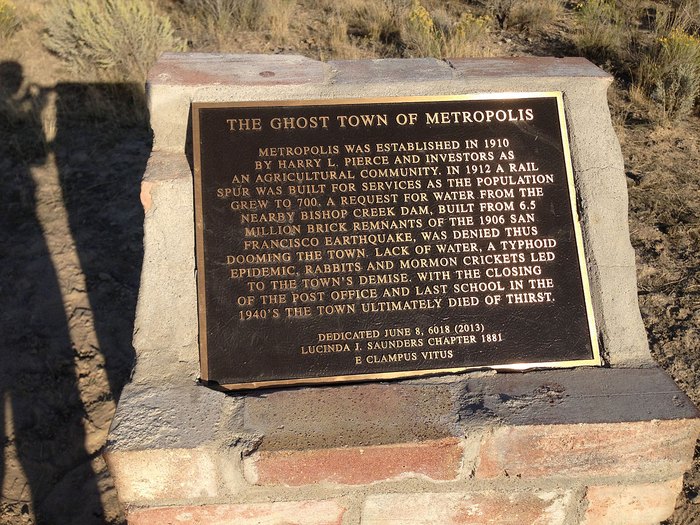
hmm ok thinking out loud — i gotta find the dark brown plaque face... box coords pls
[192,93,600,390]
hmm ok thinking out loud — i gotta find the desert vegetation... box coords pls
[26,0,699,123]
[0,0,682,122]
[0,0,20,39]
[1,0,699,524]
[41,0,185,82]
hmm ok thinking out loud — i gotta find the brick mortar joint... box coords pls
[118,474,682,512]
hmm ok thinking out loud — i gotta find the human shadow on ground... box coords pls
[0,61,150,524]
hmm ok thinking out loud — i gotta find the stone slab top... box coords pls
[148,53,329,86]
[445,56,611,79]
[148,53,611,87]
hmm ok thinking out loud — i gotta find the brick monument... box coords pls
[104,54,699,524]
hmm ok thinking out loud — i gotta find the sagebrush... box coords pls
[42,0,184,82]
[636,27,700,121]
[0,0,20,39]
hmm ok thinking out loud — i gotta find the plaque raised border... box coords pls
[193,93,601,390]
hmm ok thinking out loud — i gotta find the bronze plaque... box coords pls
[193,93,600,390]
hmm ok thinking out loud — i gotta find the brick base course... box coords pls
[582,478,684,525]
[361,491,575,525]
[108,417,698,524]
[476,420,698,480]
[126,500,347,525]
[106,449,219,502]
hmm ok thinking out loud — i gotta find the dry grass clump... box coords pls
[573,0,625,60]
[347,0,404,46]
[0,0,20,39]
[316,0,406,57]
[444,12,494,56]
[267,0,295,40]
[403,0,493,58]
[324,15,362,59]
[509,0,563,32]
[316,0,496,59]
[569,0,700,123]
[42,0,184,82]
[485,0,562,32]
[175,0,296,49]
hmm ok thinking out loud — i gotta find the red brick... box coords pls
[104,449,219,503]
[361,491,574,524]
[476,419,698,479]
[244,438,463,486]
[582,478,683,525]
[127,500,346,525]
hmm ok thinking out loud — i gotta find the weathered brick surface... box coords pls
[459,367,699,425]
[105,449,220,503]
[108,383,225,450]
[476,419,699,479]
[244,438,463,486]
[127,500,346,525]
[361,491,574,524]
[582,478,683,525]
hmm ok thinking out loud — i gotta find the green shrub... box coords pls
[0,0,20,39]
[42,0,184,82]
[637,27,700,121]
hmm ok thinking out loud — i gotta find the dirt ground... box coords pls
[1,2,699,524]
